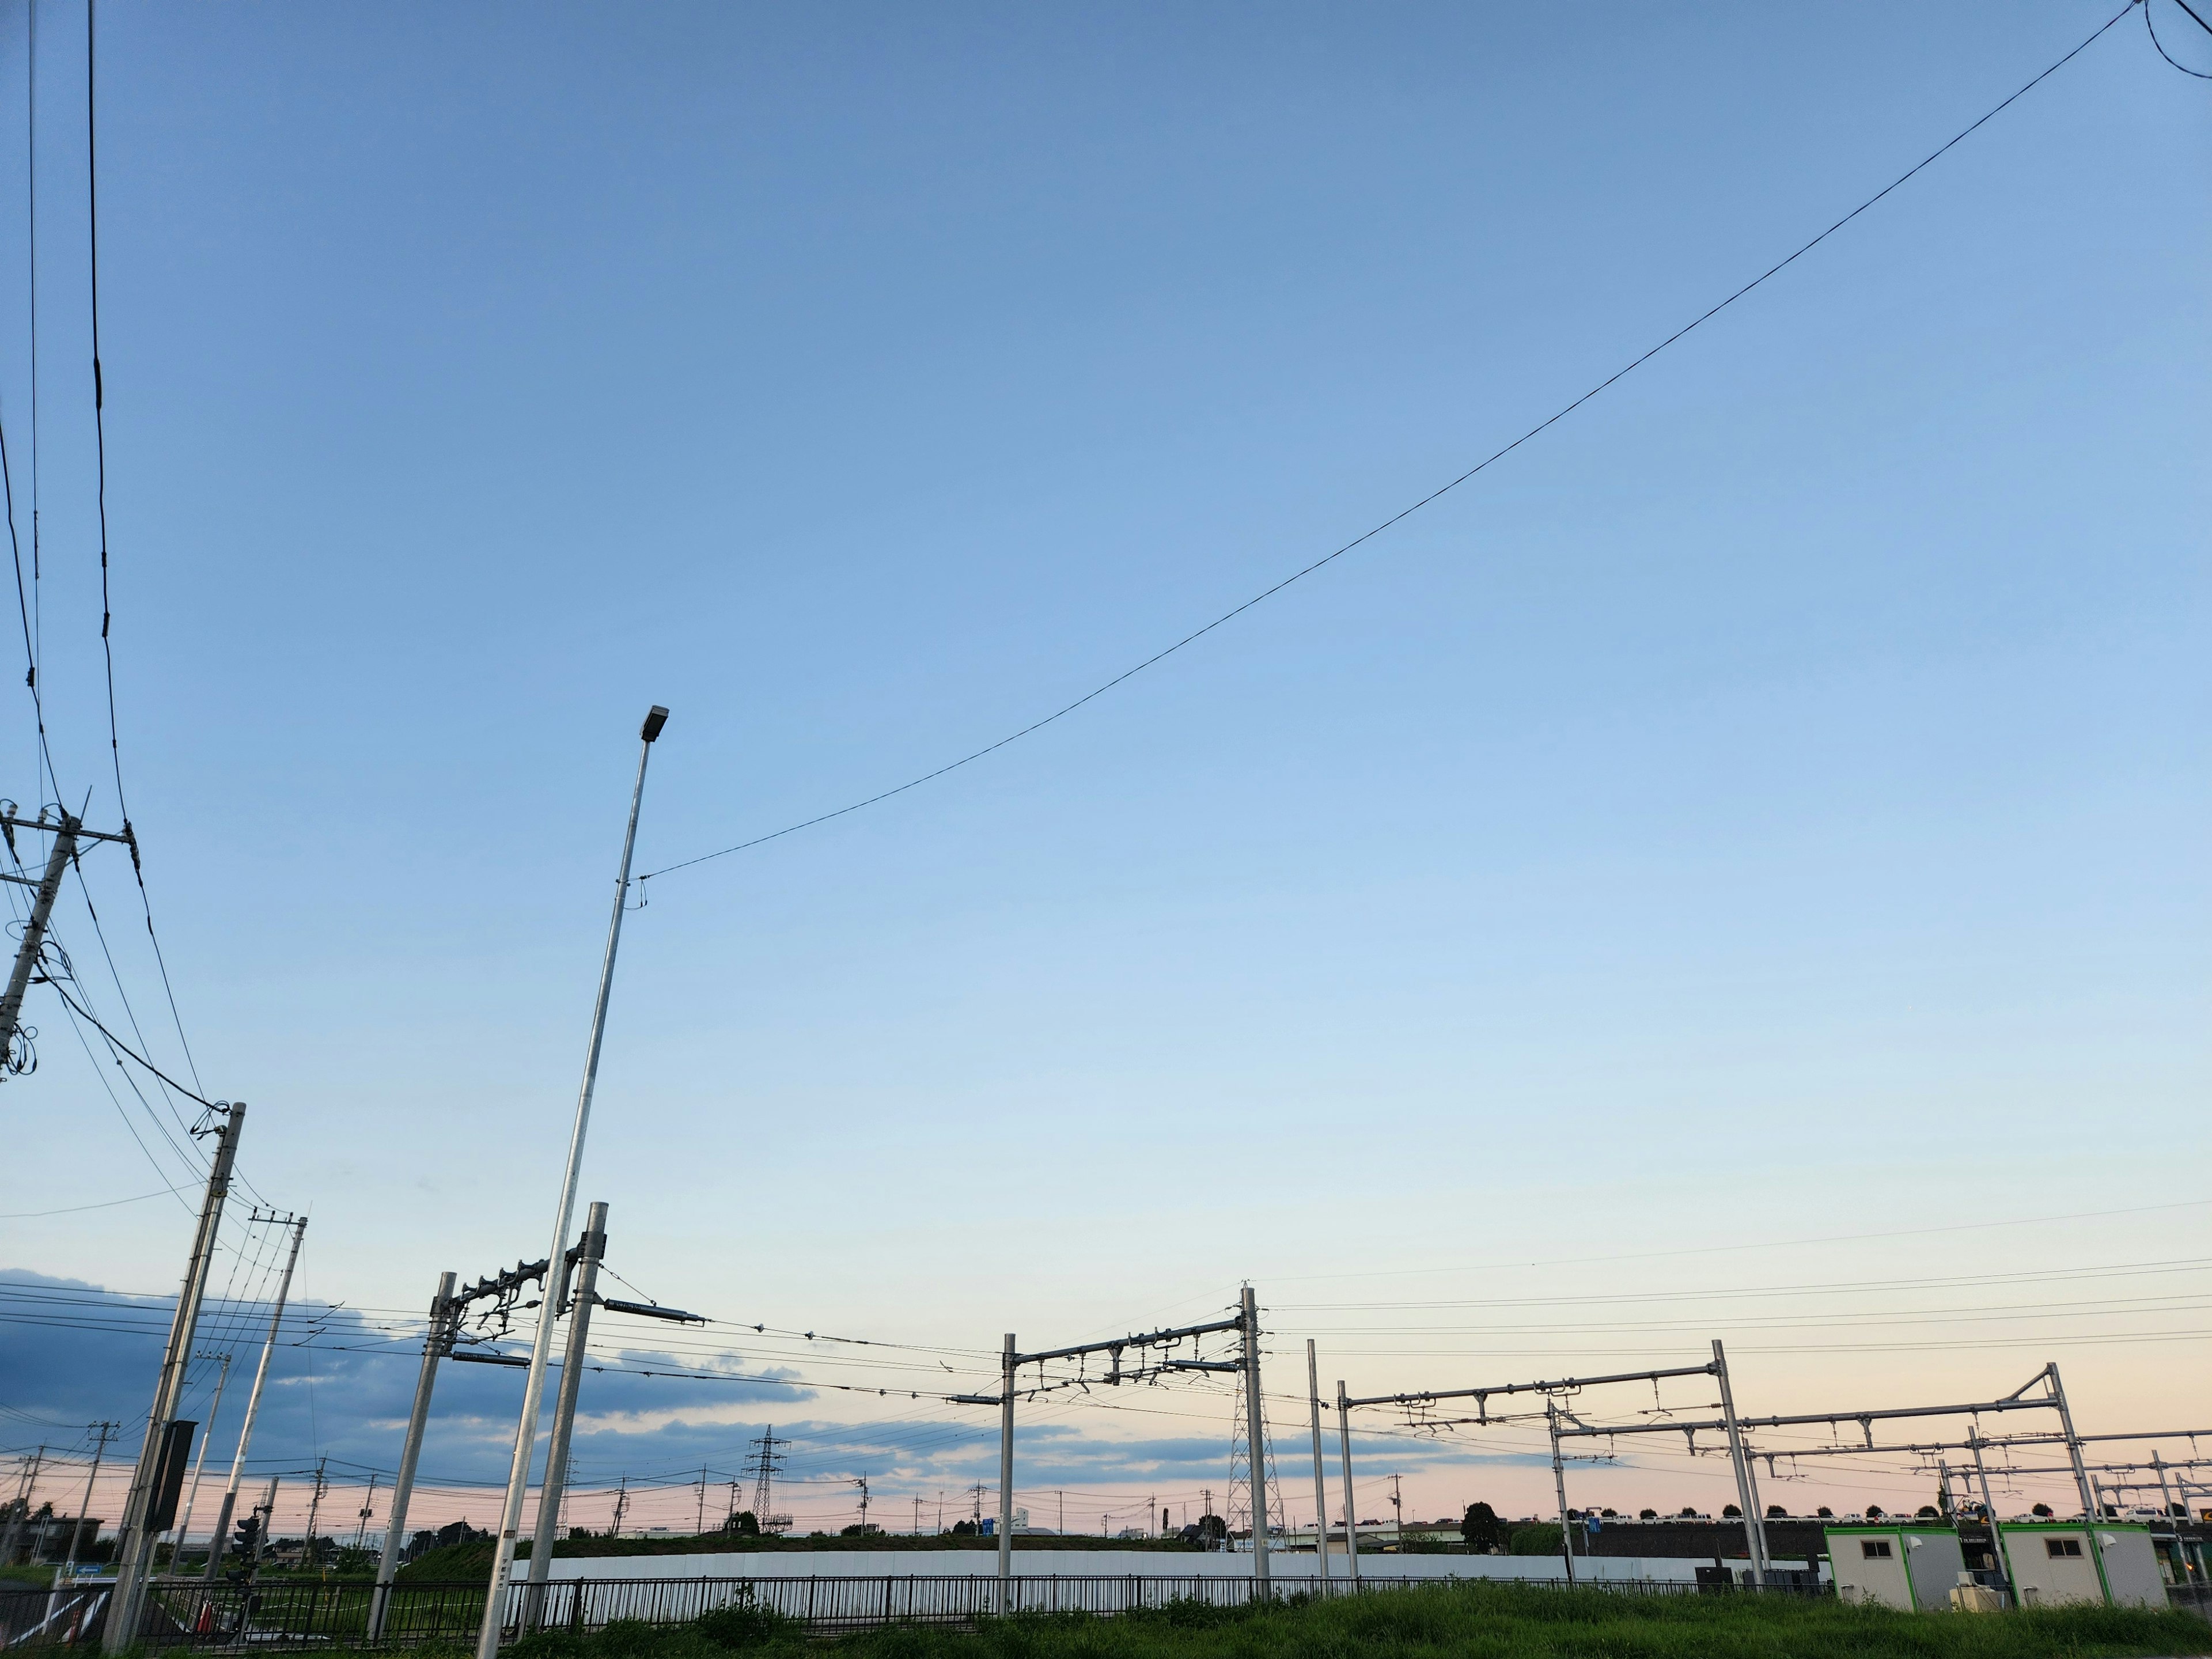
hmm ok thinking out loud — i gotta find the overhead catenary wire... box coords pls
[2145,0,2212,74]
[636,2,2136,891]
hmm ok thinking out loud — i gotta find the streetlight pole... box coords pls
[472,707,666,1659]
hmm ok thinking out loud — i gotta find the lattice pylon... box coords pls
[1226,1369,1286,1541]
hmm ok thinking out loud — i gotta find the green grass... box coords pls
[426,1582,2212,1659]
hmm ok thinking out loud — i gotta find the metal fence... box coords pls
[0,1569,1828,1651]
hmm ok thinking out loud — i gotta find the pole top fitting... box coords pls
[641,706,669,743]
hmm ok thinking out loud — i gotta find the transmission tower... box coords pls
[1225,1368,1284,1543]
[743,1429,788,1533]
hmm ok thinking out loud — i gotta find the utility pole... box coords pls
[475,704,668,1659]
[169,1354,230,1570]
[1334,1384,1360,1582]
[997,1333,1015,1611]
[58,1423,116,1582]
[353,1473,380,1552]
[1240,1287,1270,1589]
[854,1475,870,1533]
[303,1458,329,1571]
[525,1203,608,1627]
[0,809,132,1073]
[1,1448,43,1565]
[695,1468,707,1535]
[107,1103,244,1652]
[368,1270,455,1638]
[203,1214,305,1587]
[1711,1339,1771,1583]
[1547,1401,1575,1586]
[1305,1341,1330,1580]
[609,1478,628,1540]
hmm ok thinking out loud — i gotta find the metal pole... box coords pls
[1241,1287,1270,1589]
[1305,1341,1330,1581]
[58,1424,113,1583]
[1969,1431,2014,1606]
[1711,1339,1769,1582]
[997,1334,1015,1613]
[204,1217,305,1586]
[169,1357,229,1569]
[474,705,665,1659]
[0,816,77,1063]
[1335,1383,1359,1583]
[526,1206,607,1627]
[107,1104,243,1650]
[2154,1452,2177,1521]
[1548,1401,1574,1585]
[2046,1363,2099,1521]
[369,1270,453,1637]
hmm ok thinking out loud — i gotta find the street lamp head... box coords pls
[641,706,669,744]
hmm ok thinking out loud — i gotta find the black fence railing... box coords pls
[0,1569,1831,1651]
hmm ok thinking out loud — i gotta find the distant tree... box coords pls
[1460,1503,1506,1554]
[2030,1503,2052,1518]
[1766,1505,1787,1518]
[1722,1505,1742,1519]
[721,1511,761,1537]
[1915,1506,1940,1520]
[1638,1510,1657,1521]
[1677,1508,1698,1519]
[840,1523,882,1538]
[1195,1513,1228,1546]
[1599,1510,1618,1519]
[950,1520,978,1536]
[1815,1508,1834,1520]
[1865,1506,1885,1520]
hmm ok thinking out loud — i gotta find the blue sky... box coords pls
[1,1,2206,1534]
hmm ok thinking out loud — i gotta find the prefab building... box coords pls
[1998,1521,2164,1609]
[1824,1525,1962,1611]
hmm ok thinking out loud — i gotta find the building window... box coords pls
[1860,1540,1893,1559]
[2045,1539,2084,1558]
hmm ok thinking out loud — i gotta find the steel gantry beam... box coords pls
[953,1304,1256,1609]
[1334,1349,1777,1582]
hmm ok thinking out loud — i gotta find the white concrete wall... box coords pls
[537,1549,1703,1584]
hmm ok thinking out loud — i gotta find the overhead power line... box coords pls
[638,2,2135,891]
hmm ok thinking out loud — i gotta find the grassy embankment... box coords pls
[421,1582,2211,1659]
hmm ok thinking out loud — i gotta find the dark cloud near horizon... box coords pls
[2,1270,1518,1514]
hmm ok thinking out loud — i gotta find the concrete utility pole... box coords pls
[304,1458,329,1570]
[1334,1384,1359,1582]
[1711,1340,1771,1582]
[0,811,78,1069]
[0,808,134,1074]
[525,1204,609,1628]
[474,704,667,1659]
[1240,1287,1270,1589]
[997,1333,1015,1611]
[107,1104,244,1652]
[368,1269,454,1635]
[1547,1401,1575,1586]
[1,1447,44,1565]
[58,1423,116,1582]
[203,1214,306,1586]
[169,1354,229,1569]
[354,1473,380,1551]
[1305,1342,1330,1580]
